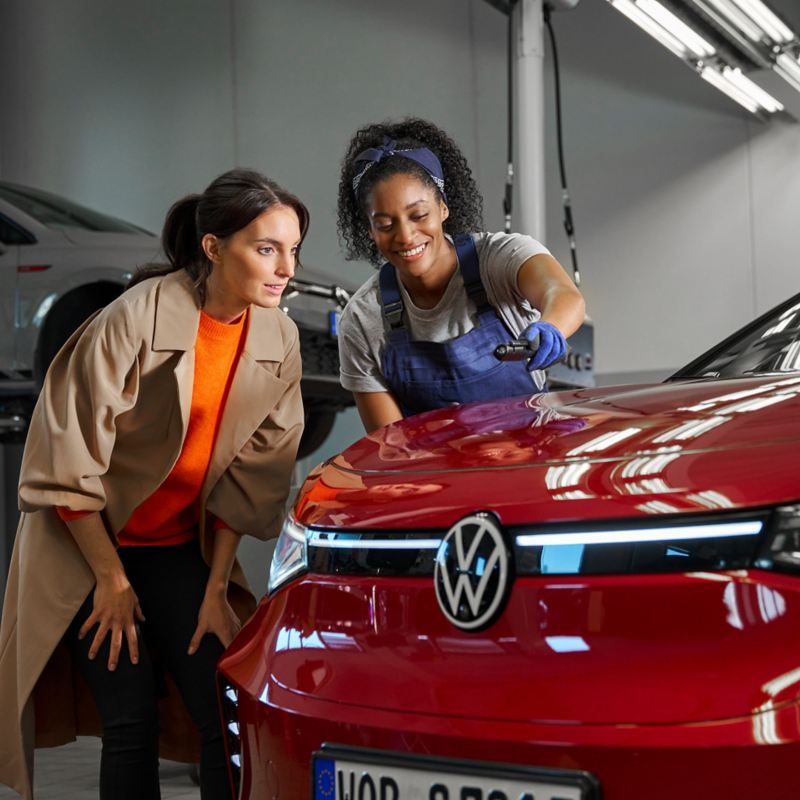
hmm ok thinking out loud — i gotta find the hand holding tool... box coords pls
[494,321,567,371]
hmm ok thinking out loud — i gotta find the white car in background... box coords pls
[0,181,353,457]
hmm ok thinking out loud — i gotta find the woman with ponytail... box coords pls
[0,169,308,799]
[336,118,585,432]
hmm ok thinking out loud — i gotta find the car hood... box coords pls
[295,375,800,528]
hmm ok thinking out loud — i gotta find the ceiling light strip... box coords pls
[723,67,785,111]
[704,0,771,41]
[516,520,763,547]
[700,66,761,112]
[775,53,800,93]
[611,0,688,58]
[730,0,795,43]
[636,0,717,57]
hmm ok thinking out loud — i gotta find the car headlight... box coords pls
[756,505,800,573]
[268,514,308,594]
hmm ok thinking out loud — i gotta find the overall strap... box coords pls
[380,234,488,330]
[453,234,490,311]
[378,262,405,330]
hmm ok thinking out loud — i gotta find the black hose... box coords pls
[544,6,581,286]
[504,2,517,233]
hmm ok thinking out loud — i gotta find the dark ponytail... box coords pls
[129,169,310,303]
[163,193,205,274]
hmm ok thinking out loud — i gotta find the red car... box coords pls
[218,292,800,800]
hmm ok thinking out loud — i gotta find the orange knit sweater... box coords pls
[58,309,247,546]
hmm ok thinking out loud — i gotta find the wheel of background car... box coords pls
[297,406,337,460]
[34,283,123,387]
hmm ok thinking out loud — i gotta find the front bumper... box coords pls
[219,673,800,800]
[219,568,800,800]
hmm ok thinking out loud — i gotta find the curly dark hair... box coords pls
[337,118,484,265]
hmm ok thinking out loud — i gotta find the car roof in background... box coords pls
[0,181,154,236]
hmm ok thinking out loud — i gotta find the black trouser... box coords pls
[65,541,229,800]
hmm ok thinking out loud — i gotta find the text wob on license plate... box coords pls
[312,748,597,800]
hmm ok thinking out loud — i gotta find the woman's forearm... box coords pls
[518,254,585,338]
[189,525,244,653]
[537,284,586,338]
[205,526,241,596]
[354,390,404,433]
[63,512,126,582]
[62,511,143,669]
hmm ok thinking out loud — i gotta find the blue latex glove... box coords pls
[521,321,567,371]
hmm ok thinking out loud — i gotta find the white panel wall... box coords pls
[1,0,799,431]
[3,0,797,371]
[540,0,800,378]
[0,0,237,232]
[228,0,494,286]
[0,0,512,272]
[749,118,800,309]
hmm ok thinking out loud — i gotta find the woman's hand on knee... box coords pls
[188,589,241,654]
[79,573,145,671]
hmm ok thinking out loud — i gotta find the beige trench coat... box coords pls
[0,270,304,798]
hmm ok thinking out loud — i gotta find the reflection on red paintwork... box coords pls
[293,376,800,530]
[218,367,800,800]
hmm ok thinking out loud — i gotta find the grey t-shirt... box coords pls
[338,231,550,394]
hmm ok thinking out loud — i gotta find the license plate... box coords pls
[312,746,599,800]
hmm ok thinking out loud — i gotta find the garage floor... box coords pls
[0,738,201,799]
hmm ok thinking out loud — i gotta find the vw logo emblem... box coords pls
[434,513,511,631]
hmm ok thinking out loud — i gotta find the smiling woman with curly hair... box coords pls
[336,117,585,433]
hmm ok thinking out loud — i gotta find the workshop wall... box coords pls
[3,0,798,377]
[0,0,510,284]
[3,0,798,383]
[0,0,239,228]
[2,0,800,501]
[541,0,800,382]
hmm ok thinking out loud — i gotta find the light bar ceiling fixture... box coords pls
[610,0,710,58]
[775,51,800,92]
[606,0,800,117]
[703,0,793,44]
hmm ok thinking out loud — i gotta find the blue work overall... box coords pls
[379,233,543,417]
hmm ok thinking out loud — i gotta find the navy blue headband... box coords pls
[351,137,447,201]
